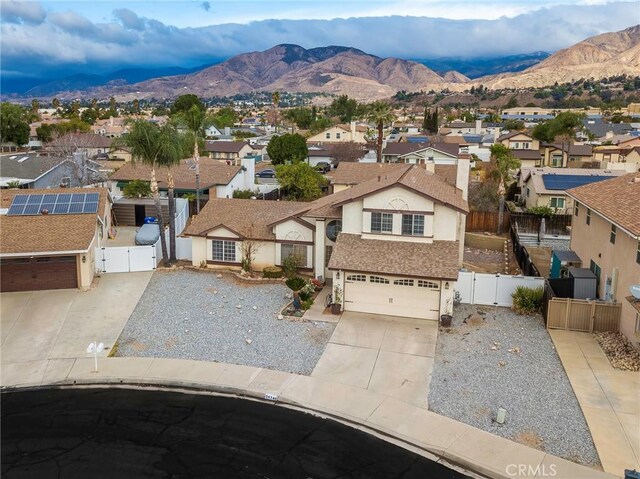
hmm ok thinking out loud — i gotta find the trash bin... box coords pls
[143,217,158,224]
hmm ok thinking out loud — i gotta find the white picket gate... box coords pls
[457,272,544,307]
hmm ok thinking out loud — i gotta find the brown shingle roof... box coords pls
[183,198,309,240]
[0,187,108,255]
[204,141,250,153]
[566,173,640,236]
[512,149,542,160]
[48,133,112,149]
[328,233,460,280]
[109,158,241,190]
[331,163,409,185]
[382,143,428,156]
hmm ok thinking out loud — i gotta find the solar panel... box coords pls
[542,174,614,191]
[7,192,100,216]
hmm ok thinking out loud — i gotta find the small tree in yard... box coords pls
[489,144,520,233]
[330,141,366,164]
[276,162,327,201]
[267,133,308,165]
[240,239,260,274]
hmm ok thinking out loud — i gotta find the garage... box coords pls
[0,256,78,292]
[343,273,441,320]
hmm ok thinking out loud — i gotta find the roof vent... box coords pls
[41,209,49,215]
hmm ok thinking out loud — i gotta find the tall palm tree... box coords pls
[272,91,281,132]
[366,101,396,162]
[180,104,206,213]
[489,144,520,234]
[113,120,181,265]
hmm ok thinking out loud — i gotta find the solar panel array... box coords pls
[7,193,100,216]
[541,174,614,191]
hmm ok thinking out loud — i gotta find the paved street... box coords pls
[312,312,437,408]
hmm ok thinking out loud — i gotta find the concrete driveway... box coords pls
[311,312,437,408]
[1,272,152,386]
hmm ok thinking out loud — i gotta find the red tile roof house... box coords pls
[184,163,469,320]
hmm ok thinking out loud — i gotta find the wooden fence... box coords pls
[511,213,572,236]
[466,210,511,232]
[546,298,621,332]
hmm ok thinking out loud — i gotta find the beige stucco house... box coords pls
[541,144,593,168]
[204,141,256,161]
[0,187,111,292]
[566,174,640,347]
[185,163,470,320]
[307,122,368,145]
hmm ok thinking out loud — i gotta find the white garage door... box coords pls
[343,273,441,320]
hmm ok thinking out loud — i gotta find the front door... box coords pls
[134,204,146,226]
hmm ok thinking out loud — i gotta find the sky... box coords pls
[1,0,638,79]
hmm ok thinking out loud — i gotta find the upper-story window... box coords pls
[336,132,341,139]
[371,212,393,233]
[586,209,591,225]
[637,240,640,265]
[574,202,579,216]
[549,197,565,209]
[610,225,617,244]
[402,214,424,236]
[522,142,531,149]
[325,132,331,139]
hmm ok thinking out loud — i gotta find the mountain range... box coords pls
[10,25,640,101]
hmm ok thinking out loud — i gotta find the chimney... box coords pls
[456,158,471,201]
[606,131,614,139]
[475,119,482,134]
[350,121,356,138]
[424,161,435,173]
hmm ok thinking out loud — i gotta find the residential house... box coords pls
[517,167,625,212]
[0,187,111,292]
[579,118,632,142]
[91,117,128,138]
[501,107,554,123]
[204,141,255,162]
[566,174,640,347]
[109,157,255,200]
[306,147,336,168]
[497,132,542,168]
[184,163,469,320]
[307,122,368,145]
[44,133,113,159]
[381,143,459,165]
[0,153,103,189]
[542,144,593,168]
[204,125,224,138]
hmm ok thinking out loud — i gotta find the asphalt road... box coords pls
[1,387,470,479]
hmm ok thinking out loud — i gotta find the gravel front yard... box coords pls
[428,304,600,467]
[115,270,335,375]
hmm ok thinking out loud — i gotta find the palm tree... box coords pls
[272,91,281,132]
[52,98,60,109]
[489,144,521,234]
[31,99,40,113]
[366,101,396,162]
[113,120,181,265]
[179,104,206,213]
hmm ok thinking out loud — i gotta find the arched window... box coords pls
[326,220,342,242]
[285,230,303,241]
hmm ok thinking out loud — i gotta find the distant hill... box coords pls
[414,52,550,79]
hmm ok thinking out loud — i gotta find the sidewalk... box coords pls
[302,285,340,323]
[549,329,640,475]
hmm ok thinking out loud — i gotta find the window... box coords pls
[590,260,601,294]
[325,132,331,139]
[402,214,425,236]
[574,202,579,217]
[212,240,236,262]
[526,188,530,198]
[371,212,393,233]
[417,280,439,289]
[551,155,562,167]
[586,209,591,225]
[326,220,342,242]
[281,244,307,266]
[369,276,389,284]
[637,241,640,265]
[522,142,531,149]
[346,274,366,282]
[336,132,341,139]
[610,225,617,244]
[393,279,414,286]
[549,197,565,209]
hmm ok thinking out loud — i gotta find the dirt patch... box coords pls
[513,431,544,451]
[594,331,640,371]
[164,337,177,350]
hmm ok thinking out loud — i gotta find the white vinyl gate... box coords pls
[96,245,157,273]
[457,272,544,307]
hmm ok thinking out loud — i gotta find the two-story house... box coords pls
[381,143,459,165]
[497,131,542,168]
[204,141,255,161]
[566,174,640,347]
[541,144,593,167]
[307,122,368,145]
[185,164,469,320]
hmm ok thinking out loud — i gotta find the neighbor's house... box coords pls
[517,167,625,212]
[381,142,459,165]
[306,146,336,168]
[497,131,542,168]
[307,122,368,145]
[44,133,113,158]
[184,163,469,320]
[204,141,255,161]
[108,157,255,201]
[541,144,593,168]
[0,153,103,189]
[0,187,111,292]
[566,174,640,347]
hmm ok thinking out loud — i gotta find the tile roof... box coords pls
[0,187,109,255]
[47,133,112,149]
[546,144,593,156]
[566,173,640,236]
[331,163,409,185]
[109,158,241,190]
[328,233,460,280]
[183,198,309,240]
[512,149,542,160]
[204,141,250,153]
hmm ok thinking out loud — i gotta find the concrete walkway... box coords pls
[550,329,640,475]
[312,312,436,408]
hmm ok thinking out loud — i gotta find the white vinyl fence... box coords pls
[457,272,544,307]
[98,198,190,273]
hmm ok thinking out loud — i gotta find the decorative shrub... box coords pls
[233,189,257,199]
[281,254,301,278]
[511,286,544,315]
[301,298,314,311]
[123,180,151,198]
[285,277,306,292]
[262,266,283,278]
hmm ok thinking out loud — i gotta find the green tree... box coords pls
[272,91,281,132]
[503,119,525,131]
[532,112,584,166]
[80,108,99,125]
[275,162,327,201]
[36,123,54,142]
[171,94,204,116]
[0,102,30,146]
[505,95,519,108]
[489,144,521,233]
[206,107,236,130]
[328,95,359,123]
[266,133,308,165]
[175,104,206,214]
[52,98,60,109]
[31,99,40,114]
[112,121,181,265]
[366,101,395,162]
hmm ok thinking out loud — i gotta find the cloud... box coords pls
[201,2,211,12]
[0,1,637,82]
[0,0,46,24]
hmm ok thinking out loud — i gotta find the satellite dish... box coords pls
[630,285,640,300]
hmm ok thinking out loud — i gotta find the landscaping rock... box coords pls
[594,331,640,371]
